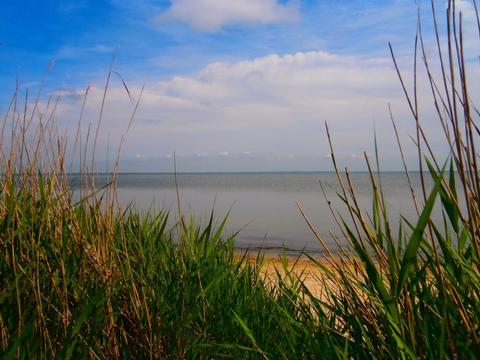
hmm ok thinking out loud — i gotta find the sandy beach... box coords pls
[240,254,353,300]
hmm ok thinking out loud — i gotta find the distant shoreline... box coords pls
[67,170,429,175]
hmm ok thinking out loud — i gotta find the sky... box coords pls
[0,0,479,172]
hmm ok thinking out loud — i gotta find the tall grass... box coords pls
[1,0,479,358]
[0,73,336,358]
[0,41,340,360]
[293,1,480,358]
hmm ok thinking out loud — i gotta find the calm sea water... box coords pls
[73,172,435,253]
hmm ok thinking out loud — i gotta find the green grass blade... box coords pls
[396,161,444,295]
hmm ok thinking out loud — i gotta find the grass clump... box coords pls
[0,101,335,357]
[0,171,336,357]
[295,1,480,358]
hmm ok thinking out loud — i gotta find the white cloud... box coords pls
[49,49,480,171]
[49,51,412,157]
[157,0,299,31]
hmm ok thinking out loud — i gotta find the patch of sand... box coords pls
[239,254,361,301]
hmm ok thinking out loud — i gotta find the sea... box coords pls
[72,172,436,253]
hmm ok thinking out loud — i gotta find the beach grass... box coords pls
[1,0,480,358]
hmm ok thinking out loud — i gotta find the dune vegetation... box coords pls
[1,1,479,358]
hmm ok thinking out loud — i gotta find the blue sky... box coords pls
[0,1,417,84]
[0,1,478,171]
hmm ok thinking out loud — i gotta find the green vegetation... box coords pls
[1,1,479,358]
[0,177,332,358]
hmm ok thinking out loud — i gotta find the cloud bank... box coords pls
[51,49,452,171]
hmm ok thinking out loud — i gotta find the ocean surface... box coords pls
[73,172,435,253]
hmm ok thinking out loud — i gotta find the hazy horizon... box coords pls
[70,171,434,251]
